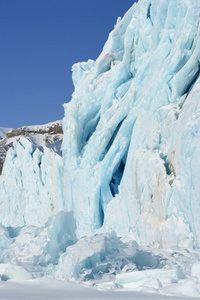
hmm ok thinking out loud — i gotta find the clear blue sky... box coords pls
[0,0,137,128]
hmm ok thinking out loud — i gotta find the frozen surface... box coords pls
[1,278,194,300]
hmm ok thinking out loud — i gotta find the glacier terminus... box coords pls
[1,0,200,297]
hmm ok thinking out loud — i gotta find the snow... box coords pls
[0,120,62,152]
[1,278,193,300]
[1,0,200,298]
[21,120,63,147]
[116,268,180,289]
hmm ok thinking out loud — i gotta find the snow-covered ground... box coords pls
[0,278,196,300]
[3,120,62,147]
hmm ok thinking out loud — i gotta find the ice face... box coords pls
[0,137,64,227]
[1,0,200,248]
[62,0,200,246]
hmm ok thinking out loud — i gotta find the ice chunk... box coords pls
[191,263,200,282]
[0,225,11,250]
[55,232,138,281]
[116,268,181,289]
[0,264,33,281]
[0,211,77,274]
[134,251,159,270]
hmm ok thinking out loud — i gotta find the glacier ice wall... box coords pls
[1,0,200,247]
[0,137,64,226]
[62,0,200,246]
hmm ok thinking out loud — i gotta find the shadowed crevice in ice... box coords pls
[182,65,200,97]
[109,153,127,197]
[85,116,100,145]
[98,189,105,227]
[99,118,126,162]
[147,3,151,18]
[147,2,152,25]
[81,113,100,152]
[160,154,171,176]
[6,227,21,238]
[106,119,125,155]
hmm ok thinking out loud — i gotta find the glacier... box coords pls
[1,0,200,246]
[62,0,200,246]
[1,0,200,297]
[0,137,64,227]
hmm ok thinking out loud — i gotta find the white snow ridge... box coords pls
[1,0,200,298]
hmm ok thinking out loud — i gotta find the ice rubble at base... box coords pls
[1,0,200,297]
[1,211,200,297]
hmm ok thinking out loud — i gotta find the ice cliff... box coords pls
[0,122,63,225]
[62,0,200,246]
[1,0,200,248]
